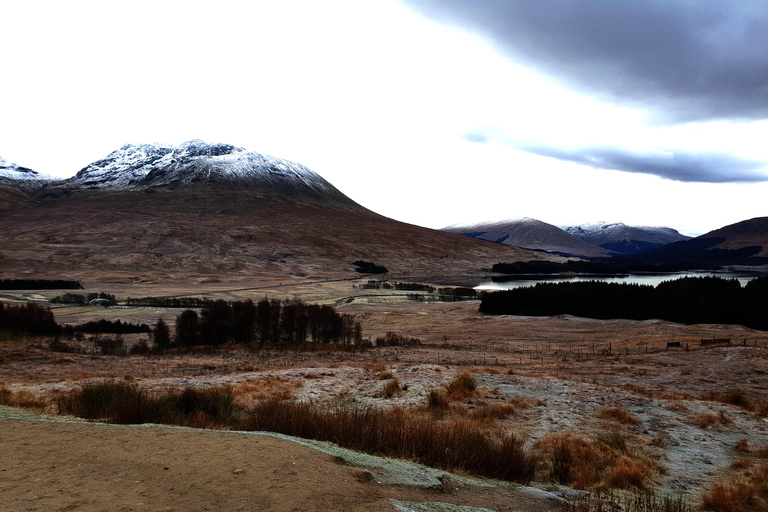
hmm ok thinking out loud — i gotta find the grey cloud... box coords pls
[508,139,768,183]
[403,0,768,123]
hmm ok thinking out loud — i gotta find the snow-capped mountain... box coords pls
[65,140,340,199]
[1,141,542,278]
[561,222,691,255]
[0,156,51,182]
[443,217,613,258]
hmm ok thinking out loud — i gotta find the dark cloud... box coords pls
[500,139,768,183]
[403,0,768,123]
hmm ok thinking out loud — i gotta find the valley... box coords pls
[2,141,768,511]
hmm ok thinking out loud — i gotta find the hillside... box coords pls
[0,141,547,283]
[628,217,768,267]
[443,218,612,258]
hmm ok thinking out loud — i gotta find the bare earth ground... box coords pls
[0,408,559,512]
[3,277,768,510]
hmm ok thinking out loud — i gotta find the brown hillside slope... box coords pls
[0,189,548,282]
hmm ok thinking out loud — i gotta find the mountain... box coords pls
[0,141,550,282]
[0,156,51,183]
[633,217,768,268]
[562,222,691,255]
[443,218,613,258]
[0,156,54,210]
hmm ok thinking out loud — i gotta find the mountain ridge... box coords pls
[562,221,691,255]
[443,218,615,258]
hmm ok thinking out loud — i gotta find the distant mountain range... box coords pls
[561,222,690,255]
[443,218,614,258]
[443,218,690,258]
[445,216,768,269]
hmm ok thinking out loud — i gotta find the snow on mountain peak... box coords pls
[0,155,52,181]
[68,140,334,195]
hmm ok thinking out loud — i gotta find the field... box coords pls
[3,275,768,511]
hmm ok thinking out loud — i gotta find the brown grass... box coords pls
[735,439,750,454]
[469,402,516,422]
[606,456,650,489]
[237,400,539,484]
[534,431,652,491]
[426,388,450,412]
[690,412,735,429]
[701,482,757,512]
[561,491,693,512]
[380,378,402,398]
[231,376,302,406]
[445,371,477,400]
[599,406,640,425]
[701,464,768,512]
[0,385,48,409]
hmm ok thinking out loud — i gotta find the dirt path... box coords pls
[0,408,561,512]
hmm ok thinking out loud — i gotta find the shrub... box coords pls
[55,380,237,427]
[375,332,421,347]
[56,380,147,423]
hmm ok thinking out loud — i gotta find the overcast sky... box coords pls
[2,0,767,235]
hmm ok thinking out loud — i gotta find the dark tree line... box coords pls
[61,319,150,335]
[479,276,768,331]
[0,302,59,335]
[360,281,436,292]
[173,298,363,349]
[50,292,117,306]
[353,261,388,274]
[125,297,208,308]
[0,279,82,290]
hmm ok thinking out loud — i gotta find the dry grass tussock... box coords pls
[708,388,768,418]
[0,384,48,409]
[380,378,403,398]
[690,412,735,429]
[534,430,653,491]
[469,402,517,422]
[701,444,768,511]
[445,371,477,400]
[600,406,640,425]
[231,376,302,407]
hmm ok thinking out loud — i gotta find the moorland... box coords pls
[2,143,768,512]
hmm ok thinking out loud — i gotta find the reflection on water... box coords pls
[475,271,764,291]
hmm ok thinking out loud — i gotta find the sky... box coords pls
[2,0,767,236]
